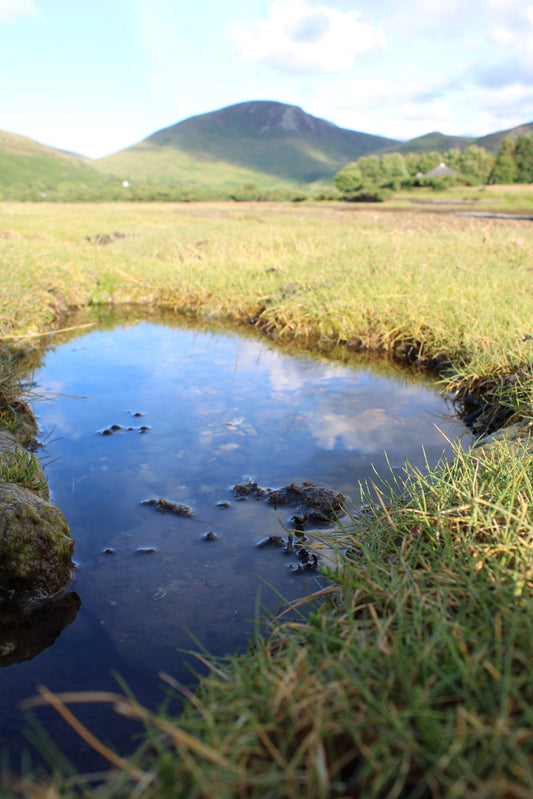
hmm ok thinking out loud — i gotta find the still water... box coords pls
[1,317,471,772]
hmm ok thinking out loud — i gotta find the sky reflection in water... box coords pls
[1,320,471,770]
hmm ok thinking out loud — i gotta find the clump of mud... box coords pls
[85,232,127,245]
[141,498,194,517]
[232,479,345,530]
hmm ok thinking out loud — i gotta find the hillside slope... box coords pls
[96,101,399,185]
[0,130,102,195]
[474,121,533,152]
[375,131,475,156]
[3,106,533,198]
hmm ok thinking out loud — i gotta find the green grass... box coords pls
[0,130,106,200]
[1,201,532,381]
[95,145,305,193]
[0,449,48,498]
[1,200,533,797]
[392,183,533,212]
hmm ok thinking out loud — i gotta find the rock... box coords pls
[0,482,74,600]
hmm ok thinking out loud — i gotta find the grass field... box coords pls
[1,199,533,797]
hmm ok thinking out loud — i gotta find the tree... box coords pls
[491,137,518,184]
[380,153,408,187]
[356,155,383,186]
[459,145,493,185]
[514,135,533,183]
[334,162,364,195]
[443,149,462,171]
[416,151,443,174]
[404,153,422,176]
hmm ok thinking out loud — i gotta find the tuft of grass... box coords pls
[0,449,47,497]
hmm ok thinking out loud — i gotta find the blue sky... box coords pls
[1,0,532,158]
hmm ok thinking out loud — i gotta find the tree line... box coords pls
[334,133,533,199]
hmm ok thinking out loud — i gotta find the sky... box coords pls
[1,0,532,159]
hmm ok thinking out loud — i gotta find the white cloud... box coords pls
[483,82,533,104]
[227,0,385,73]
[478,83,533,120]
[0,0,37,24]
[486,6,533,63]
[304,73,459,137]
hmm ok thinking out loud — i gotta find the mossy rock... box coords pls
[0,482,74,599]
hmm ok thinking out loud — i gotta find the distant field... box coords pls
[1,200,532,389]
[392,182,533,211]
[94,145,305,193]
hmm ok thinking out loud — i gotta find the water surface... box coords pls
[1,316,471,771]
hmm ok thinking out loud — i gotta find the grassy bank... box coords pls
[1,201,533,797]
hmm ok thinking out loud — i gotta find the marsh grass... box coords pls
[0,449,47,496]
[1,203,532,380]
[1,201,533,796]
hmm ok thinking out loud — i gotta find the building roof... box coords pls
[424,162,459,177]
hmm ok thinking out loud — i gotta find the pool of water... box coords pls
[0,315,472,772]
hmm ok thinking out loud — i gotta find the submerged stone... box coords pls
[0,482,74,599]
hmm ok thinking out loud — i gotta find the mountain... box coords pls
[96,101,399,185]
[2,105,533,198]
[375,131,475,156]
[474,121,533,153]
[0,130,102,196]
[375,123,533,157]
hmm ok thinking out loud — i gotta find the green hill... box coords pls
[0,130,104,198]
[474,121,533,153]
[2,104,533,200]
[375,131,475,156]
[96,101,399,186]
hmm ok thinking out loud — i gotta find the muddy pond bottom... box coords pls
[1,317,471,772]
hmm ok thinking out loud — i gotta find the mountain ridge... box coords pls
[96,102,533,185]
[1,102,533,195]
[98,100,399,184]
